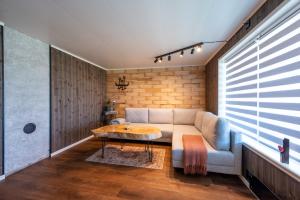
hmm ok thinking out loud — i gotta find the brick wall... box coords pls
[106,66,206,117]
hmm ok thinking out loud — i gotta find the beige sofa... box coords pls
[114,108,242,175]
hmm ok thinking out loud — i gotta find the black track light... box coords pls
[154,41,226,64]
[196,45,202,52]
[180,50,184,57]
[191,48,194,54]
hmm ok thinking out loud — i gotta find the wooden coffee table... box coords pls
[91,124,162,161]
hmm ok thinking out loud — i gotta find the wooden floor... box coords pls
[0,138,255,200]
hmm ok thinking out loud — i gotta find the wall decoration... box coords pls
[115,76,129,90]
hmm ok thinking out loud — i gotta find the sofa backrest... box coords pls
[125,108,201,124]
[201,112,218,146]
[194,110,205,130]
[173,108,200,125]
[125,108,148,123]
[149,108,173,124]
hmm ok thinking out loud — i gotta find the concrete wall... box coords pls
[107,66,205,118]
[0,26,3,175]
[4,27,49,174]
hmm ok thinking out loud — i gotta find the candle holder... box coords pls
[278,138,289,164]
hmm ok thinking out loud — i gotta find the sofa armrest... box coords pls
[110,118,126,125]
[230,129,242,175]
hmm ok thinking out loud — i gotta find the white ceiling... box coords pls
[0,0,264,69]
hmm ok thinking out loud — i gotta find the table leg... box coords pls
[150,141,153,162]
[101,137,106,158]
[146,141,153,162]
[121,142,125,150]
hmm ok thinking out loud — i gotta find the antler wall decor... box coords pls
[115,76,129,90]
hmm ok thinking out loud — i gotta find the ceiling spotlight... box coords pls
[196,45,202,52]
[159,57,163,63]
[180,50,184,57]
[191,48,194,54]
[154,58,158,63]
[168,55,171,61]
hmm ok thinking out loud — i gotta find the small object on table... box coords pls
[110,118,125,125]
[103,110,118,125]
[91,124,162,162]
[278,138,289,164]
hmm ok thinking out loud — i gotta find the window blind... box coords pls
[223,11,300,162]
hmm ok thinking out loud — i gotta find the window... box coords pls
[219,10,300,165]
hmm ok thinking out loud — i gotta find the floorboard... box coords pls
[0,138,255,200]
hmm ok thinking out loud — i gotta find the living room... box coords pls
[0,0,299,199]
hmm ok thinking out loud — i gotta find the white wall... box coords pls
[4,27,49,175]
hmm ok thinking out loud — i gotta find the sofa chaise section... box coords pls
[172,111,241,175]
[172,129,241,175]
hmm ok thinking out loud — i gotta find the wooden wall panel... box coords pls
[243,146,300,200]
[0,26,3,175]
[51,47,106,152]
[205,0,284,114]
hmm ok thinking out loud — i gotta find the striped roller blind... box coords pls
[223,11,300,162]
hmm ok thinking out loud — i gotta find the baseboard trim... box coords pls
[239,175,260,200]
[50,135,94,157]
[5,155,49,176]
[0,175,5,181]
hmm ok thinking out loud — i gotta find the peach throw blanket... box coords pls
[182,135,208,175]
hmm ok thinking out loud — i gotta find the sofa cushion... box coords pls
[201,112,218,147]
[149,124,173,138]
[201,112,230,151]
[172,132,234,167]
[194,111,205,131]
[216,118,231,151]
[149,108,173,124]
[130,123,173,139]
[173,125,202,135]
[173,109,200,125]
[125,108,148,123]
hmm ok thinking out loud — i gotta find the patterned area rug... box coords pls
[86,144,165,169]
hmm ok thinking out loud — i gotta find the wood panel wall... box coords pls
[51,47,106,153]
[242,146,300,200]
[205,0,284,114]
[0,26,3,175]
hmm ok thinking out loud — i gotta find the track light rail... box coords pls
[155,42,203,59]
[154,40,227,63]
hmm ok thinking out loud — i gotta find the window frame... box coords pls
[218,2,300,180]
